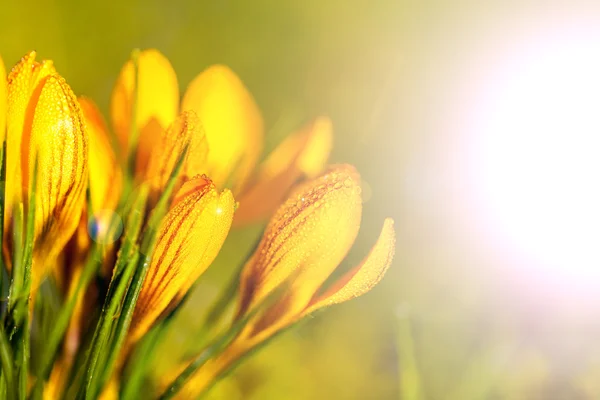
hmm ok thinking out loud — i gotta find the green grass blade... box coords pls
[0,324,14,399]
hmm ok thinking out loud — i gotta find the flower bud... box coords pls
[130,176,234,341]
[6,52,88,283]
[111,49,179,170]
[181,65,263,193]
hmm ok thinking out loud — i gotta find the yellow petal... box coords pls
[44,358,66,400]
[98,378,119,400]
[0,54,6,143]
[110,49,179,170]
[27,75,88,282]
[6,52,56,216]
[236,164,362,321]
[130,176,234,342]
[181,65,263,193]
[144,110,208,200]
[79,97,122,212]
[234,116,333,226]
[305,218,395,314]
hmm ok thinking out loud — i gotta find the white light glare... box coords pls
[472,29,600,282]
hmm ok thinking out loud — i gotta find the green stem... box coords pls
[0,140,7,298]
[0,324,14,399]
[126,49,141,178]
[31,244,102,388]
[81,250,139,399]
[396,311,424,400]
[75,185,148,398]
[120,321,166,400]
[8,204,23,317]
[158,309,254,400]
[159,274,297,400]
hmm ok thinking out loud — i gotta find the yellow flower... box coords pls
[110,49,179,171]
[6,52,88,283]
[175,164,395,398]
[111,49,262,190]
[130,176,235,342]
[111,49,332,222]
[180,64,263,193]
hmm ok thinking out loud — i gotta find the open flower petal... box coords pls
[79,97,122,212]
[305,218,395,314]
[145,110,208,199]
[130,176,234,341]
[181,65,263,193]
[110,49,179,169]
[28,74,88,281]
[237,164,362,319]
[234,116,333,226]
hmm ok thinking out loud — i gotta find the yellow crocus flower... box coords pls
[130,176,235,342]
[110,49,179,171]
[180,64,264,193]
[6,52,88,284]
[111,49,332,220]
[175,164,396,398]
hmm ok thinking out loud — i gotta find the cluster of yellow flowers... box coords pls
[0,49,395,399]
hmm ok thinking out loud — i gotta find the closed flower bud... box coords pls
[130,176,235,342]
[111,49,179,171]
[6,52,88,284]
[181,65,263,193]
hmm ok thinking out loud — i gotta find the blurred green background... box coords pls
[4,1,600,399]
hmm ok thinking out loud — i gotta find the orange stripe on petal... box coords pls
[181,65,263,193]
[236,165,362,319]
[130,177,234,342]
[145,110,208,201]
[29,75,88,284]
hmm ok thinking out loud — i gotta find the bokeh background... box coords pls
[4,1,600,399]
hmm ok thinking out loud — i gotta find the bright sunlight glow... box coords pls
[471,27,600,283]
